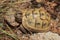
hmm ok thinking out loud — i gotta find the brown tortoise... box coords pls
[4,7,60,34]
[21,7,51,32]
[4,0,60,34]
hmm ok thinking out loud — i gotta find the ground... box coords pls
[0,0,60,40]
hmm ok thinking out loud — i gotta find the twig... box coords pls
[0,28,19,40]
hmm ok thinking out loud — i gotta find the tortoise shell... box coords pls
[22,7,51,32]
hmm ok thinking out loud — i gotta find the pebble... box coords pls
[30,31,60,40]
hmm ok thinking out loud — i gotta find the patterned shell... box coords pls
[22,7,51,32]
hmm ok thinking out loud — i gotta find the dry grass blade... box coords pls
[0,28,19,40]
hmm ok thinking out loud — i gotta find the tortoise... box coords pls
[3,7,60,34]
[19,7,60,34]
[3,0,60,34]
[21,7,51,33]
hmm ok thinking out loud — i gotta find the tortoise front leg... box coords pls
[19,24,28,34]
[19,24,32,34]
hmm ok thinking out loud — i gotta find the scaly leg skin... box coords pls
[20,24,32,34]
[19,24,28,34]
